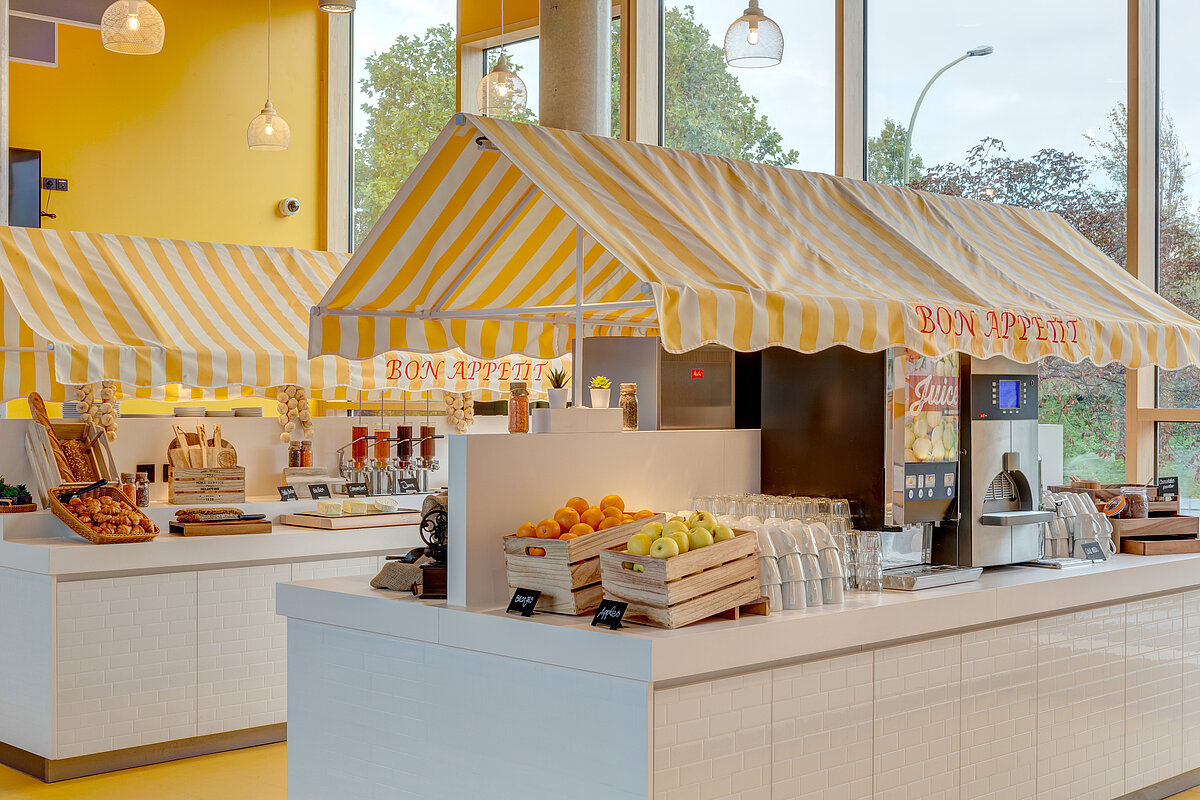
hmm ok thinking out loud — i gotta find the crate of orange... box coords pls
[503,494,664,615]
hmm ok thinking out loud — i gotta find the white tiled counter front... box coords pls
[281,554,1200,800]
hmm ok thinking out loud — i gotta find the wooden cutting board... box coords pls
[169,519,273,536]
[279,510,420,530]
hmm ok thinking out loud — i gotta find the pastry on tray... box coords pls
[174,507,244,523]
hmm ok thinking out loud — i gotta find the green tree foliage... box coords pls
[867,118,923,185]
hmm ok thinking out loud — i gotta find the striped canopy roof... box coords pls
[311,113,1200,370]
[0,226,564,400]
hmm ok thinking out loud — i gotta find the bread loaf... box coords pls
[174,507,243,523]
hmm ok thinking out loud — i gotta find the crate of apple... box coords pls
[624,511,736,562]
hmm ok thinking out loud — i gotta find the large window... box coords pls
[867,0,1128,482]
[662,1,835,172]
[352,4,456,248]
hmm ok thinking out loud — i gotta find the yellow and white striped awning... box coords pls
[311,114,1200,370]
[0,226,565,400]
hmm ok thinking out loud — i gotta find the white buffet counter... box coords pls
[281,554,1200,800]
[0,495,429,781]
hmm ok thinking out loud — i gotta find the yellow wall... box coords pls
[9,0,327,248]
[459,0,539,40]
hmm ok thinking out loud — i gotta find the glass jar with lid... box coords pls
[133,472,150,507]
[619,383,638,431]
[120,472,137,504]
[508,381,530,434]
[1119,486,1149,519]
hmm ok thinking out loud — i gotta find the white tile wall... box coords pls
[292,556,384,581]
[960,621,1038,800]
[55,572,198,758]
[1185,590,1200,772]
[196,565,290,736]
[0,567,53,756]
[772,652,872,800]
[653,671,773,800]
[1125,595,1184,793]
[873,634,961,800]
[1035,604,1126,800]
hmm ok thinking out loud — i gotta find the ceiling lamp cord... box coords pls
[476,0,528,118]
[247,0,291,150]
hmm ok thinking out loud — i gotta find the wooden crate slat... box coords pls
[169,467,247,504]
[614,578,763,629]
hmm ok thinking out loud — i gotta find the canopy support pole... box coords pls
[574,227,584,408]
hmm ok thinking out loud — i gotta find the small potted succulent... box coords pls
[589,376,612,409]
[546,367,570,409]
[0,477,33,510]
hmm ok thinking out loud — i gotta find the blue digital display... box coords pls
[998,379,1020,410]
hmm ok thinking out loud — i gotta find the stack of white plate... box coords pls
[61,403,82,419]
[206,410,235,417]
[233,407,263,417]
[173,406,206,417]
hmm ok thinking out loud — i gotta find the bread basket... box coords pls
[49,485,159,544]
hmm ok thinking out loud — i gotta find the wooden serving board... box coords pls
[0,503,37,513]
[1121,535,1200,555]
[279,510,420,530]
[169,520,273,536]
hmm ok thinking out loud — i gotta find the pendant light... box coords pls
[724,0,784,68]
[476,0,527,117]
[247,0,290,151]
[318,0,355,11]
[100,0,165,55]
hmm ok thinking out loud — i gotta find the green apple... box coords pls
[649,537,679,559]
[667,531,690,554]
[687,527,714,549]
[626,533,654,556]
[687,510,716,531]
[663,519,689,537]
[632,564,645,572]
[668,515,686,524]
[712,524,735,542]
[640,521,664,540]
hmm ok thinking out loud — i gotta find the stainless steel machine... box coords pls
[932,356,1054,567]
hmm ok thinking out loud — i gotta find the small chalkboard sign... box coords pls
[1081,540,1106,562]
[277,485,298,501]
[1158,476,1180,500]
[397,478,420,493]
[346,482,370,498]
[307,483,331,500]
[591,599,628,630]
[506,588,541,616]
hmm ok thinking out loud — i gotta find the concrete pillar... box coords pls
[539,0,610,136]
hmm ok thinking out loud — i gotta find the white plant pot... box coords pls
[590,387,611,408]
[547,387,570,409]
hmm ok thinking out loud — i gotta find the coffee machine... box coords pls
[932,356,1054,567]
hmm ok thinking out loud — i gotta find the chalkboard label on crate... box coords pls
[277,485,298,501]
[1158,476,1180,500]
[397,478,420,493]
[345,482,370,498]
[506,588,541,617]
[307,483,331,500]
[591,599,628,630]
[1081,541,1105,562]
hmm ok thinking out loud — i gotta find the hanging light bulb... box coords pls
[318,0,356,11]
[476,0,527,117]
[724,0,783,69]
[247,0,290,150]
[100,0,165,54]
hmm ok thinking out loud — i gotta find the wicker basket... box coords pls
[48,485,159,544]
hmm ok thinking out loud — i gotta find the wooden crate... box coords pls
[25,421,117,508]
[502,514,664,615]
[168,467,246,504]
[598,528,760,629]
[1110,515,1199,550]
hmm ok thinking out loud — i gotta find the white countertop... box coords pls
[0,496,429,578]
[278,553,1200,684]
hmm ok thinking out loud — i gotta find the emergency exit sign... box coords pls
[691,368,704,379]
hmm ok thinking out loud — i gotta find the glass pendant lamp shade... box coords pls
[477,53,528,117]
[724,0,783,68]
[247,101,291,150]
[318,0,355,11]
[100,0,165,55]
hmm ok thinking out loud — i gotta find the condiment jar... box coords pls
[134,472,150,507]
[619,383,638,431]
[300,441,313,468]
[288,441,303,468]
[1120,486,1149,519]
[508,381,530,434]
[120,472,137,504]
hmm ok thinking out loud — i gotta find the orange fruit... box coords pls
[569,522,594,537]
[622,515,634,523]
[559,532,579,540]
[598,517,621,530]
[600,495,625,513]
[581,507,604,528]
[514,522,537,538]
[527,546,546,556]
[535,519,562,539]
[565,497,590,515]
[602,506,623,520]
[634,509,655,520]
[553,507,581,531]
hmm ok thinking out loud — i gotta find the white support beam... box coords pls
[575,227,585,407]
[325,12,352,252]
[835,0,865,180]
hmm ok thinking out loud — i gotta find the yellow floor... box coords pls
[0,743,285,799]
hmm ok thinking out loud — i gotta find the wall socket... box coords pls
[41,177,68,191]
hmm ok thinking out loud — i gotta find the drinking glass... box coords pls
[814,497,832,522]
[855,531,883,592]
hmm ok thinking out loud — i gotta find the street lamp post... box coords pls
[901,45,994,185]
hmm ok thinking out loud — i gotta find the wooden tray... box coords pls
[0,503,37,513]
[599,528,760,628]
[279,510,420,530]
[1121,535,1200,555]
[502,514,664,615]
[1111,515,1199,549]
[169,519,273,536]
